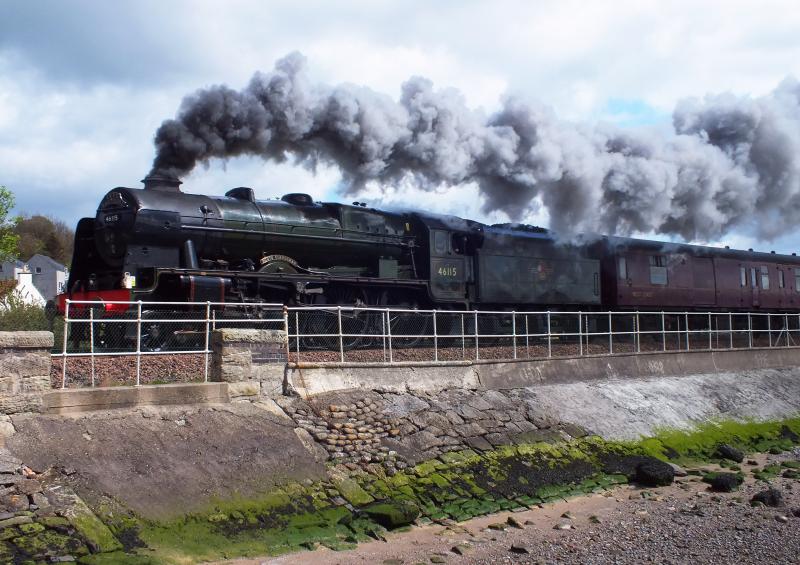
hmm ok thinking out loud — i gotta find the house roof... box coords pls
[28,254,66,271]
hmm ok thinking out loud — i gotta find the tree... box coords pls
[14,214,74,266]
[0,187,19,262]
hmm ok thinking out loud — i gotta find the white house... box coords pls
[26,254,68,301]
[0,260,47,306]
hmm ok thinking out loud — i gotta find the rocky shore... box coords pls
[249,450,800,565]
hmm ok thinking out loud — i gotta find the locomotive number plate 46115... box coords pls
[104,214,119,223]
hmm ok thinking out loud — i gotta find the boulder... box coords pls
[704,472,743,492]
[633,459,675,487]
[361,500,419,529]
[751,488,783,507]
[716,444,744,463]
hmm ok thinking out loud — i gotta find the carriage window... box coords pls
[649,255,667,285]
[751,267,757,287]
[779,270,785,289]
[796,268,800,292]
[618,257,627,279]
[433,231,448,255]
[740,267,747,287]
[761,266,770,290]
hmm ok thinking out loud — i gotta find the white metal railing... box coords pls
[284,307,800,365]
[53,301,800,387]
[54,300,285,388]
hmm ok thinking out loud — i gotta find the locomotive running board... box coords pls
[151,267,428,288]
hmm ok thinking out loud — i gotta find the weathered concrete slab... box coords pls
[8,403,326,519]
[287,362,480,396]
[525,367,800,440]
[42,382,229,414]
[477,347,800,390]
[287,347,800,396]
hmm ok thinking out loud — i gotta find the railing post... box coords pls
[684,312,689,351]
[135,301,142,386]
[387,308,393,363]
[547,311,552,358]
[748,313,753,348]
[578,313,583,356]
[768,314,772,348]
[89,306,95,387]
[608,312,613,354]
[61,300,70,389]
[512,312,517,360]
[460,313,465,360]
[661,311,666,352]
[635,311,640,353]
[294,310,300,360]
[474,311,479,361]
[729,312,733,349]
[381,310,387,362]
[708,312,712,350]
[433,310,439,362]
[337,306,344,363]
[203,302,211,382]
[525,314,530,358]
[786,314,790,347]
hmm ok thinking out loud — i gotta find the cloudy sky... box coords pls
[2,0,800,251]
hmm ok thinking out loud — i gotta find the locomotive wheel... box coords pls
[301,286,372,350]
[387,294,430,348]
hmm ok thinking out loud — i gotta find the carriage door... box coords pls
[750,266,760,307]
[691,257,716,305]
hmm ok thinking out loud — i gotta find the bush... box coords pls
[0,297,49,331]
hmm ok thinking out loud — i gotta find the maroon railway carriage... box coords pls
[595,237,800,312]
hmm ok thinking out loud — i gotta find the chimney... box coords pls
[141,174,182,192]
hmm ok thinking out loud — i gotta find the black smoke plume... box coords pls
[151,52,800,241]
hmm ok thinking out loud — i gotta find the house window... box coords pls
[649,255,667,285]
[618,257,627,279]
[740,267,747,287]
[760,266,770,290]
[779,270,785,289]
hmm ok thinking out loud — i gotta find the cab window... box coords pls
[433,230,448,255]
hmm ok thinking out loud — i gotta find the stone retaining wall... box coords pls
[210,328,287,399]
[0,332,53,414]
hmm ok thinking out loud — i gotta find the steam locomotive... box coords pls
[58,174,800,314]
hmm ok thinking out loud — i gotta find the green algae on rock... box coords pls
[36,416,800,565]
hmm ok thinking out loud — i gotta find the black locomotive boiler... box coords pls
[59,175,600,312]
